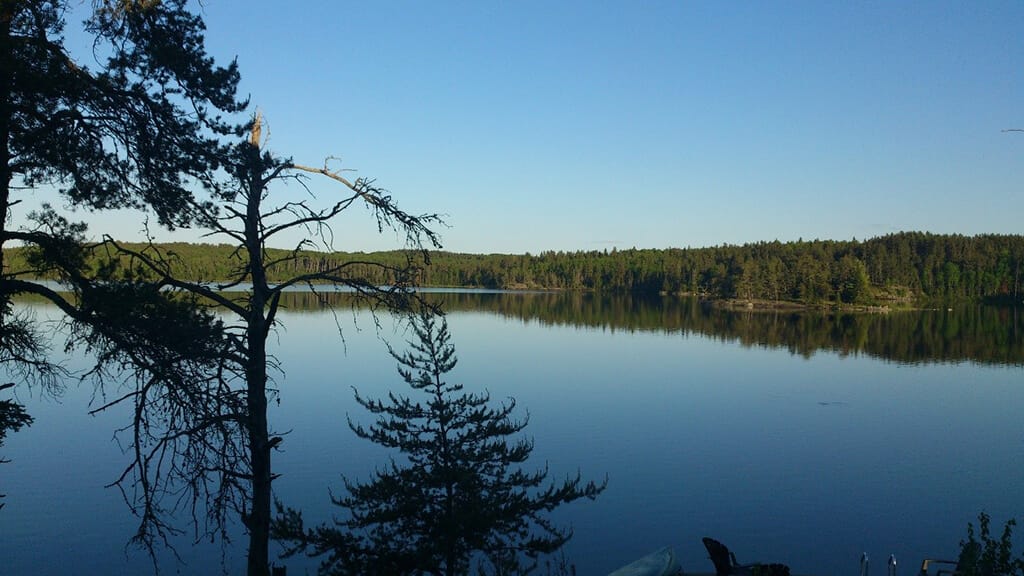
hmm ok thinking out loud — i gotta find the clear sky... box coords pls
[63,1,1024,254]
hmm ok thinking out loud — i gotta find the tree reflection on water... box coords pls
[271,290,1024,366]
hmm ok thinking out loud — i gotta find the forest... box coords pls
[5,231,1024,305]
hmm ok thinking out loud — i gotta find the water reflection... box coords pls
[3,294,1022,575]
[273,291,1024,366]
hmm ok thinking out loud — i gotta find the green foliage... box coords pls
[8,232,1022,305]
[958,513,1024,576]
[835,254,870,304]
[273,308,605,576]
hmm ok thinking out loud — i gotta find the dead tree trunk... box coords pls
[244,116,273,576]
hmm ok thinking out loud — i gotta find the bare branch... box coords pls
[99,237,248,317]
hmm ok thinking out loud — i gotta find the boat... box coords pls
[608,546,682,576]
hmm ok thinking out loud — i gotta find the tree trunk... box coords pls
[246,321,271,576]
[0,6,13,270]
[244,130,272,576]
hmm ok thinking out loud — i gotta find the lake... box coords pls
[2,292,1022,575]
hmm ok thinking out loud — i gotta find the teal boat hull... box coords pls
[608,546,681,576]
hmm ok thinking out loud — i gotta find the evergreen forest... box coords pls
[6,231,1024,305]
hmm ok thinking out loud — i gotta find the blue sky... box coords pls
[67,1,1024,254]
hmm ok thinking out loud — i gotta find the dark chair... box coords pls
[702,537,790,576]
[920,559,960,576]
[919,541,982,576]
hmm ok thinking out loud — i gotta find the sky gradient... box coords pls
[63,1,1024,254]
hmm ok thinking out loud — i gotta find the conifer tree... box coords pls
[273,307,606,576]
[0,0,243,557]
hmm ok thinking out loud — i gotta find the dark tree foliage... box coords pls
[3,215,237,565]
[273,307,606,576]
[956,513,1024,576]
[0,382,32,510]
[2,2,439,570]
[0,0,246,569]
[1,0,245,401]
[1,0,244,230]
[1,0,245,327]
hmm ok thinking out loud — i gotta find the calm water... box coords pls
[2,294,1022,575]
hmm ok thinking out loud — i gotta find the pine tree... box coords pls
[1,0,244,562]
[274,307,605,576]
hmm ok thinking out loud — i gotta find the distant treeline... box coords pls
[422,232,1024,304]
[5,232,1023,304]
